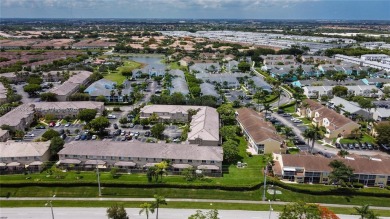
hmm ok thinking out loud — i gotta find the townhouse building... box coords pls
[58,141,223,176]
[236,108,285,154]
[0,141,51,173]
[47,71,92,101]
[298,99,360,139]
[34,101,104,119]
[303,85,383,99]
[0,104,35,131]
[84,79,133,102]
[273,154,390,187]
[140,105,220,146]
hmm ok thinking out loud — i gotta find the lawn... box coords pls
[339,134,376,144]
[279,104,296,113]
[104,61,144,84]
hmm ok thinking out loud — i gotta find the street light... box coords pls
[268,199,273,219]
[96,159,102,197]
[262,166,267,201]
[45,195,56,219]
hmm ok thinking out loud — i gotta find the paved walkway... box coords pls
[2,197,390,210]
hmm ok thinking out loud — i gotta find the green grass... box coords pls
[340,134,376,144]
[103,61,144,84]
[0,136,263,187]
[300,117,312,124]
[280,104,296,113]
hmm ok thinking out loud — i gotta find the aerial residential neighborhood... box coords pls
[1,1,390,218]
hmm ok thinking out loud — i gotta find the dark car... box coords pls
[144,131,151,137]
[59,129,65,135]
[360,142,367,149]
[113,123,118,129]
[348,144,354,149]
[294,140,306,145]
[335,143,341,148]
[277,109,285,114]
[61,134,67,140]
[36,125,46,129]
[81,135,87,140]
[354,143,360,149]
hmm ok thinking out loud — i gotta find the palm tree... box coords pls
[152,195,167,219]
[139,203,154,219]
[262,102,272,120]
[354,204,373,219]
[334,104,344,114]
[284,127,293,139]
[293,92,303,113]
[110,89,116,102]
[305,124,325,153]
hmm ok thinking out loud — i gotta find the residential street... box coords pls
[272,113,390,157]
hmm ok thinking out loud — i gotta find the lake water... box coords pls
[128,56,165,69]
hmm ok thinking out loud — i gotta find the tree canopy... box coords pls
[77,109,97,122]
[107,204,129,219]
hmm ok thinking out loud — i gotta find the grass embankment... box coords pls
[340,134,376,144]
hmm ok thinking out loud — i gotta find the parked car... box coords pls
[107,114,117,119]
[49,122,56,127]
[129,123,135,128]
[144,131,151,137]
[24,133,35,137]
[348,144,354,149]
[91,135,97,140]
[59,129,65,135]
[354,143,360,149]
[55,122,61,127]
[61,134,67,140]
[81,135,87,140]
[75,135,81,140]
[64,123,71,127]
[36,125,46,129]
[113,123,118,129]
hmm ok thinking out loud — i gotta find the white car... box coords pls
[91,135,97,140]
[24,133,35,137]
[107,114,117,119]
[64,123,71,127]
[55,123,61,127]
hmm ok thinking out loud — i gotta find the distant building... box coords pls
[34,101,104,119]
[0,104,35,131]
[47,71,92,101]
[84,79,132,102]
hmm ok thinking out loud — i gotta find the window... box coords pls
[111,156,115,160]
[153,158,156,161]
[146,158,148,161]
[179,159,183,162]
[202,160,206,163]
[171,159,175,162]
[211,161,215,164]
[188,160,192,163]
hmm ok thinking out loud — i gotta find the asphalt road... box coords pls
[0,207,375,219]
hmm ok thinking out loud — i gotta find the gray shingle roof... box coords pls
[59,141,223,161]
[0,141,50,158]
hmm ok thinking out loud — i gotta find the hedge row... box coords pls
[0,181,261,191]
[268,177,390,198]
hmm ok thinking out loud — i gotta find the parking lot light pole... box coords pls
[96,160,102,197]
[262,166,267,201]
[45,195,56,219]
[268,199,273,219]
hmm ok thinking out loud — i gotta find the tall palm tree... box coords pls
[262,102,272,120]
[293,92,303,113]
[139,203,154,219]
[152,195,167,219]
[110,89,116,102]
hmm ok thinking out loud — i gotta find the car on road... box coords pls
[129,123,135,128]
[277,109,284,114]
[113,123,118,129]
[75,135,81,140]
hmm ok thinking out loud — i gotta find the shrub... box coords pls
[113,107,121,112]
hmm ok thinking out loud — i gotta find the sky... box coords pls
[1,0,390,20]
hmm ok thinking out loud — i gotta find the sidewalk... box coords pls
[2,197,390,210]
